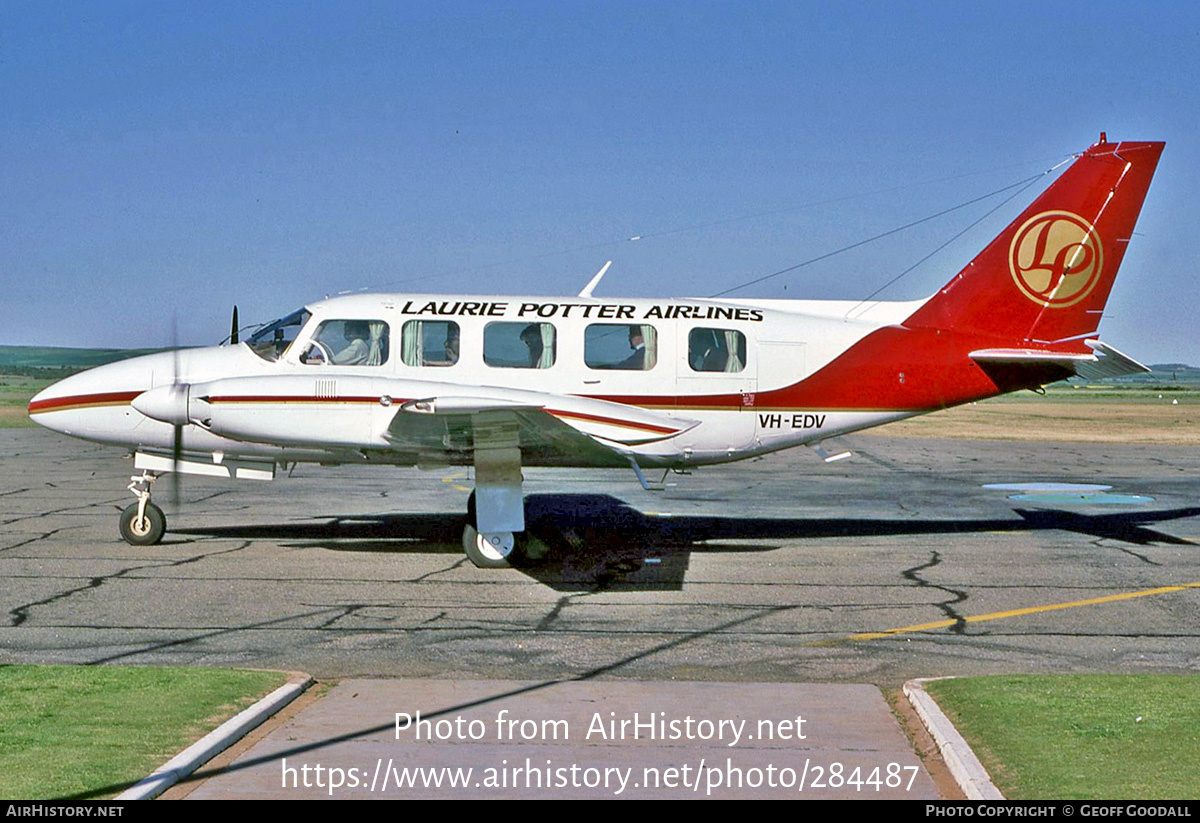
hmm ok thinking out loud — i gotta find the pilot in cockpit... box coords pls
[332,321,370,365]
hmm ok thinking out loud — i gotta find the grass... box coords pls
[923,675,1200,800]
[867,393,1200,443]
[0,375,54,428]
[0,665,287,800]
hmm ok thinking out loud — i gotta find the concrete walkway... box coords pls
[183,679,937,799]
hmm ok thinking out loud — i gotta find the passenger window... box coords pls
[484,322,556,369]
[299,320,389,366]
[585,324,657,371]
[401,320,460,367]
[688,328,746,373]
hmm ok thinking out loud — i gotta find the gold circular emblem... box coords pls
[1008,210,1104,308]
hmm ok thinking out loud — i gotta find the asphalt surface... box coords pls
[3,428,1197,683]
[3,427,1198,799]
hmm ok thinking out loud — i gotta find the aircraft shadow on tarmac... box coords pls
[172,494,1200,592]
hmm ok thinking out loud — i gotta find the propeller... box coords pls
[229,305,239,345]
[170,315,182,511]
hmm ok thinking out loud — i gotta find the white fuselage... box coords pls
[29,292,930,469]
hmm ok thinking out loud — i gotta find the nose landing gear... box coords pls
[120,471,166,545]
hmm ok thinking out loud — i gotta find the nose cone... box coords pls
[26,361,150,438]
[27,383,62,431]
[27,373,128,433]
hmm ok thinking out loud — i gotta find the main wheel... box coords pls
[462,524,520,569]
[119,502,166,546]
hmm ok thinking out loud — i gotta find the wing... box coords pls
[387,393,699,467]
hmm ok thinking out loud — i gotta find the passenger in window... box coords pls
[617,326,646,370]
[443,326,460,365]
[520,324,543,368]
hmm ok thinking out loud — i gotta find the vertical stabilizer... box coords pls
[905,138,1164,348]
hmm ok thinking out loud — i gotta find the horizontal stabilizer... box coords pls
[1076,340,1150,381]
[970,338,1148,383]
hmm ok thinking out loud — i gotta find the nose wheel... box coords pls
[120,471,167,546]
[120,501,166,545]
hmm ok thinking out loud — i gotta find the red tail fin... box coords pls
[905,138,1164,348]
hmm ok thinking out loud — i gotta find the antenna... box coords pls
[578,261,612,298]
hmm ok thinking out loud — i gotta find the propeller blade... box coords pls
[171,315,182,510]
[171,421,182,511]
[230,305,239,345]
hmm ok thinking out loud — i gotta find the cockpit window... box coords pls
[298,320,390,366]
[248,309,311,362]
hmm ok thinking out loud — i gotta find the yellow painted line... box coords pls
[850,581,1200,642]
[440,472,472,492]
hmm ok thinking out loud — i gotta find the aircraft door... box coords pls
[674,326,757,454]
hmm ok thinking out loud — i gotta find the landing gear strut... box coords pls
[120,471,166,545]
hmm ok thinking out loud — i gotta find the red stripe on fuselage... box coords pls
[28,391,142,414]
[547,408,680,434]
[205,395,384,404]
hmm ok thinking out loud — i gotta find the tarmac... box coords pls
[3,427,1198,798]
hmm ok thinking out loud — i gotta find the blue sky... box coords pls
[3,1,1197,363]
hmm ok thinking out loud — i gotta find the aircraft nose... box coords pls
[26,364,148,437]
[27,384,57,429]
[27,373,91,433]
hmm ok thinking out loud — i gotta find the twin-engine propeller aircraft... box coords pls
[29,137,1164,567]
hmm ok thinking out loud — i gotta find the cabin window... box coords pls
[484,322,556,369]
[688,328,746,373]
[298,319,389,366]
[585,324,657,371]
[401,320,460,367]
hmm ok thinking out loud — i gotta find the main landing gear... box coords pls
[461,490,550,569]
[463,490,522,569]
[120,471,166,546]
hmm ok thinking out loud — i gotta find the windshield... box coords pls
[247,308,311,362]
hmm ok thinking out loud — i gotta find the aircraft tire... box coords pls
[119,502,166,546]
[462,524,521,569]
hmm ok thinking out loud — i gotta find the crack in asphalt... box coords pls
[1,496,129,527]
[6,540,253,628]
[0,527,65,553]
[1090,538,1162,566]
[900,550,969,634]
[407,557,468,583]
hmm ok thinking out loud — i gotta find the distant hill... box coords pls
[1107,363,1200,386]
[0,345,173,377]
